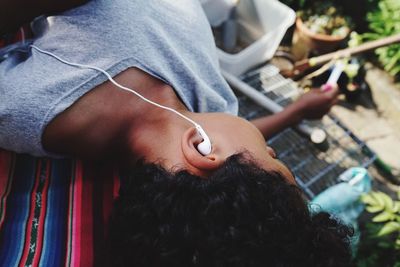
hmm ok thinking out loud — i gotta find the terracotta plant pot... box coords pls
[291,17,349,60]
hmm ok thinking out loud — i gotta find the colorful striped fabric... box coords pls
[1,28,121,267]
[0,149,119,267]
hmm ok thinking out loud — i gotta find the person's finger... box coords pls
[323,84,340,99]
[320,84,332,92]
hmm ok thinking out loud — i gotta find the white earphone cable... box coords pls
[30,45,201,129]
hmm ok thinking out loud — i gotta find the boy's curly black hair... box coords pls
[108,153,353,267]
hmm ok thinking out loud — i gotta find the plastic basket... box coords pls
[217,0,295,76]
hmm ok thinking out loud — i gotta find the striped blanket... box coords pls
[0,150,119,266]
[0,28,120,266]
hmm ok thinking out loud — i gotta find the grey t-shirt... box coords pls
[0,0,238,157]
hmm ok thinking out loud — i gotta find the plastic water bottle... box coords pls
[310,167,372,253]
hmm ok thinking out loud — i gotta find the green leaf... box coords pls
[361,32,381,40]
[373,211,394,222]
[389,66,400,76]
[376,191,394,209]
[361,194,378,206]
[377,241,392,248]
[388,62,400,75]
[377,221,400,236]
[385,50,400,70]
[393,201,400,213]
[371,191,386,208]
[366,205,385,213]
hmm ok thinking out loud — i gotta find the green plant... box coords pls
[362,0,400,76]
[355,190,400,267]
[298,5,351,36]
[361,191,400,247]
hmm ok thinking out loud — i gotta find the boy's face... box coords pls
[144,112,296,183]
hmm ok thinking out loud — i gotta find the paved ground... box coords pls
[330,62,400,191]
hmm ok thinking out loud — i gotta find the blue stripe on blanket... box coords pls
[0,155,37,266]
[40,159,72,266]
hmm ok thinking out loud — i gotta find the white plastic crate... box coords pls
[199,0,238,27]
[217,0,295,76]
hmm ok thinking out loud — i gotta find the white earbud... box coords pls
[195,125,212,156]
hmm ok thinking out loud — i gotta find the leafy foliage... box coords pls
[362,0,400,76]
[361,191,400,243]
[279,0,399,76]
[297,5,351,36]
[355,190,400,266]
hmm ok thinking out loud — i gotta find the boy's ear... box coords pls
[181,127,223,172]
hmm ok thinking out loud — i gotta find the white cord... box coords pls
[30,45,201,129]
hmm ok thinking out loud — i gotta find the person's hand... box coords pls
[291,85,339,121]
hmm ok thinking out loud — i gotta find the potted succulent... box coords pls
[291,3,352,60]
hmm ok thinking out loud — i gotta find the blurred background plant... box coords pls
[355,191,400,267]
[279,0,400,78]
[276,0,400,265]
[362,0,400,77]
[279,0,373,31]
[297,3,351,37]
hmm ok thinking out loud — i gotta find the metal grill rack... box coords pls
[233,64,377,199]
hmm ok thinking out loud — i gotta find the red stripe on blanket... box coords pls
[70,160,84,267]
[65,161,76,267]
[80,162,94,267]
[0,150,15,230]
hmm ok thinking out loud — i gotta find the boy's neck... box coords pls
[42,67,188,162]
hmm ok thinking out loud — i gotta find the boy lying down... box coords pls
[0,0,352,266]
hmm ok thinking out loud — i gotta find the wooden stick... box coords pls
[293,33,400,75]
